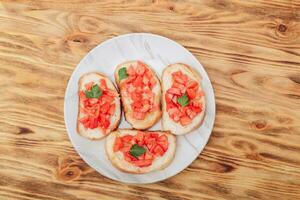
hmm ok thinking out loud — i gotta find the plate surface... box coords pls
[64,33,215,183]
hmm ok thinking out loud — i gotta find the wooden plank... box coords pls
[0,0,299,199]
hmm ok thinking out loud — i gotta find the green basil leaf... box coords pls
[129,144,146,158]
[85,84,102,98]
[118,67,128,81]
[177,93,189,107]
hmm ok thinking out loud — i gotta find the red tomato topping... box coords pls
[113,137,123,152]
[120,61,157,120]
[165,70,204,126]
[113,131,169,168]
[79,79,118,133]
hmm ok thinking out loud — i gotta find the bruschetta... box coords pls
[114,61,161,129]
[106,129,176,174]
[77,72,121,140]
[162,63,206,135]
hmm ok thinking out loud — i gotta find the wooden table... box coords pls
[1,0,300,199]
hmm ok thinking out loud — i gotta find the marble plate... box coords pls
[64,33,215,183]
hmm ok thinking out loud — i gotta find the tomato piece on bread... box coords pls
[77,72,121,140]
[162,63,206,135]
[114,61,162,130]
[106,129,176,174]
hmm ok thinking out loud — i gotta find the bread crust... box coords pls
[162,63,206,135]
[106,129,176,174]
[115,61,162,130]
[77,72,121,140]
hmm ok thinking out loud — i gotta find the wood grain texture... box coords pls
[0,0,300,199]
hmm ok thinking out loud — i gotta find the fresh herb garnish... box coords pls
[129,144,146,158]
[85,84,102,98]
[177,93,189,107]
[118,67,128,81]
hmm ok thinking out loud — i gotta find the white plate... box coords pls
[64,33,215,184]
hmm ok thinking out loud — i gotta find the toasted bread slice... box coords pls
[77,72,121,140]
[162,63,206,135]
[106,129,176,174]
[114,61,161,130]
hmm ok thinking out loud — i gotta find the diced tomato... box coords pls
[186,107,197,119]
[197,90,205,97]
[126,84,135,93]
[173,75,185,84]
[166,101,177,110]
[89,98,98,105]
[167,88,181,95]
[137,60,146,67]
[84,82,94,90]
[187,88,196,99]
[135,99,150,113]
[133,159,152,167]
[127,65,135,76]
[124,154,132,162]
[101,94,114,103]
[168,107,180,117]
[132,101,143,109]
[186,80,198,89]
[133,76,143,87]
[149,77,156,88]
[136,65,146,75]
[98,113,105,122]
[120,145,131,154]
[158,135,167,142]
[89,117,98,129]
[150,133,159,139]
[180,116,192,126]
[144,133,151,141]
[143,76,149,85]
[192,101,202,108]
[126,152,138,161]
[172,71,182,78]
[124,75,136,84]
[80,117,90,128]
[135,131,144,142]
[79,91,86,99]
[171,95,178,104]
[108,104,116,115]
[105,90,118,97]
[172,82,185,90]
[144,153,153,160]
[158,141,168,151]
[165,93,173,103]
[181,74,188,83]
[124,151,137,162]
[145,138,156,151]
[136,104,150,113]
[191,105,202,113]
[133,111,146,120]
[100,102,110,114]
[79,116,89,124]
[131,92,142,102]
[152,145,164,156]
[102,118,110,128]
[99,79,107,90]
[113,137,123,152]
[122,135,133,143]
[145,70,152,79]
[138,153,146,160]
[173,115,180,122]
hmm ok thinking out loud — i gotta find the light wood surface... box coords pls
[0,0,300,199]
